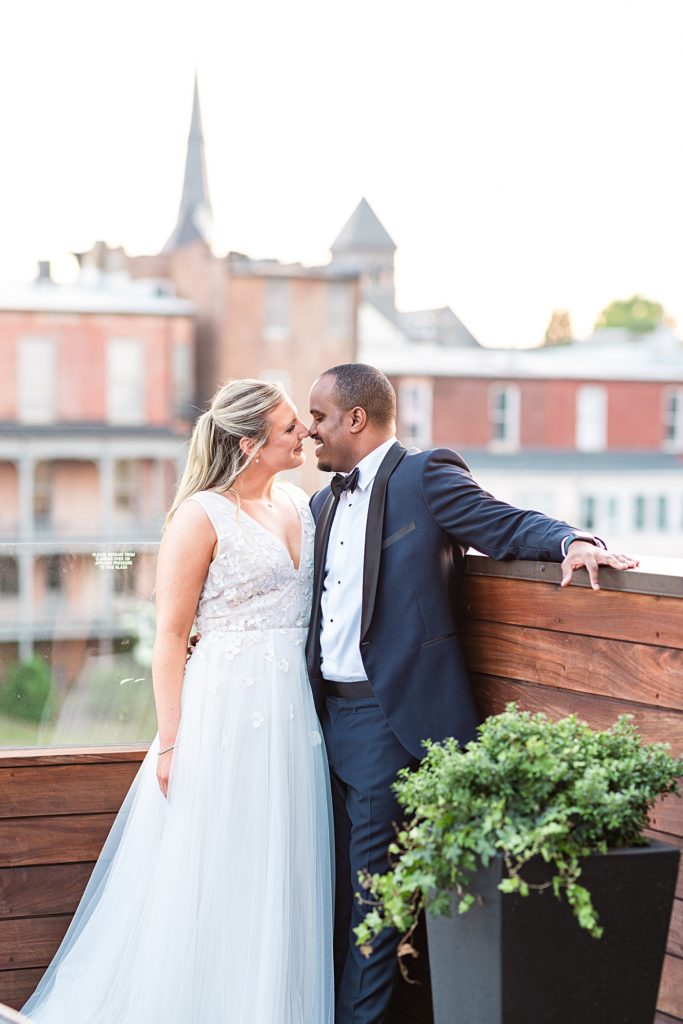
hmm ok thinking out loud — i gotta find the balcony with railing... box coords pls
[0,548,680,1021]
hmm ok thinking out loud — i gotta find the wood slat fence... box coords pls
[0,749,145,1009]
[0,556,681,1020]
[462,558,682,1024]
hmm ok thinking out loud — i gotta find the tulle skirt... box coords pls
[23,626,335,1024]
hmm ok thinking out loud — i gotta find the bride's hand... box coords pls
[157,748,174,798]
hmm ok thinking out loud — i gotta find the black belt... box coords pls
[323,679,374,698]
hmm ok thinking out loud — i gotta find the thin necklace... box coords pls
[241,495,273,510]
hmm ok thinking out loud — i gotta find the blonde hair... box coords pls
[165,378,285,528]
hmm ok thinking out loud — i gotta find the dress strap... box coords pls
[186,491,236,538]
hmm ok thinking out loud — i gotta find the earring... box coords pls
[255,456,260,463]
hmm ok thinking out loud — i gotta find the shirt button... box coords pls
[330,618,334,622]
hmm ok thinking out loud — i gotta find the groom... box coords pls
[305,363,637,1024]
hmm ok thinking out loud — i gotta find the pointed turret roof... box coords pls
[163,75,213,253]
[331,198,396,253]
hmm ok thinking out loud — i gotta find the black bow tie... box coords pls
[330,467,360,499]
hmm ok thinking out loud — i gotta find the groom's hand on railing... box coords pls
[560,541,639,591]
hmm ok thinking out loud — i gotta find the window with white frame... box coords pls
[34,461,54,531]
[579,495,597,531]
[663,390,683,448]
[629,493,677,533]
[263,279,290,342]
[113,556,137,595]
[0,557,19,596]
[44,554,63,592]
[575,386,607,451]
[107,339,145,424]
[489,384,520,449]
[577,495,622,535]
[656,495,668,531]
[327,281,354,340]
[604,496,619,533]
[172,342,193,420]
[18,337,56,423]
[399,379,433,449]
[114,460,142,516]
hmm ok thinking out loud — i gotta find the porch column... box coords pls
[152,459,166,527]
[99,455,115,539]
[18,549,35,662]
[18,454,35,541]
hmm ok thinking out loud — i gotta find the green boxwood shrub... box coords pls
[0,658,55,723]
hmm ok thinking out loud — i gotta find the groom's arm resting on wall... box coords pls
[421,450,638,590]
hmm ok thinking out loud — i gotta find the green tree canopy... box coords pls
[595,295,664,334]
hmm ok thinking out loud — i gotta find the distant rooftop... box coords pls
[457,449,683,472]
[225,252,358,281]
[394,304,480,348]
[0,271,195,317]
[364,325,683,381]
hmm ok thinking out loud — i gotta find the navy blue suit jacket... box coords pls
[306,442,574,759]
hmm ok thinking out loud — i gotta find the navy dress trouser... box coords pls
[321,695,431,1024]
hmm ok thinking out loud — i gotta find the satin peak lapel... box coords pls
[312,491,337,598]
[305,490,337,678]
[360,442,407,641]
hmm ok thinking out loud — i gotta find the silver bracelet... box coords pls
[158,744,175,756]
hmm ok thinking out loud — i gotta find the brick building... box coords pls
[0,270,194,682]
[362,326,683,555]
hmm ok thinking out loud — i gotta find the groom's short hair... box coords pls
[321,364,396,427]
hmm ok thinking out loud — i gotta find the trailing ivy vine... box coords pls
[356,705,683,956]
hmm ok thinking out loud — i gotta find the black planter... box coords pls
[425,840,679,1024]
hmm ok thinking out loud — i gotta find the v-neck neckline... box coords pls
[211,485,304,574]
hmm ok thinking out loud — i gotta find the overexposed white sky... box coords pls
[2,0,682,347]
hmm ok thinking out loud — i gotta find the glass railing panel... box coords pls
[0,542,159,748]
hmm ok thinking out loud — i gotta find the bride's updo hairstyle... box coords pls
[165,378,285,528]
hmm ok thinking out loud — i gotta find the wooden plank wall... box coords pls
[461,565,683,1024]
[0,562,680,1019]
[0,748,145,1009]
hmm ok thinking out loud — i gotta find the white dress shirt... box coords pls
[320,438,396,682]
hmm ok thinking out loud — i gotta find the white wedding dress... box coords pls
[24,485,334,1024]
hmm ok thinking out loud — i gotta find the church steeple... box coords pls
[163,74,213,253]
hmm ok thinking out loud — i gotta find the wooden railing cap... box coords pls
[465,553,683,599]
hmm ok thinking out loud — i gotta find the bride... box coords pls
[23,379,334,1024]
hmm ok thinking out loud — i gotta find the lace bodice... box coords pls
[187,485,314,635]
